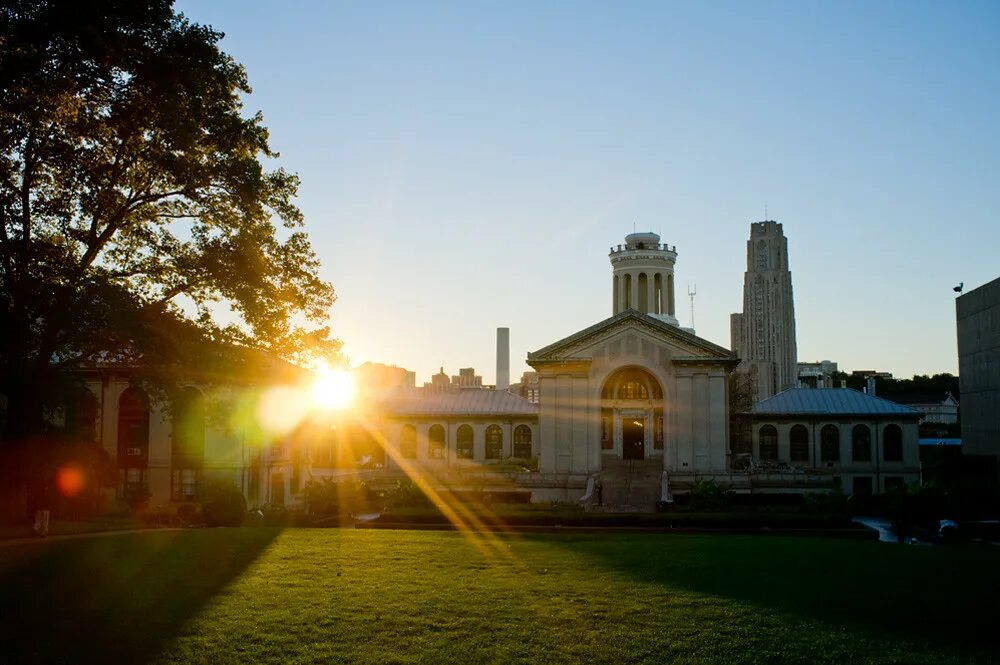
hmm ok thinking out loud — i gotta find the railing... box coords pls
[609,243,677,253]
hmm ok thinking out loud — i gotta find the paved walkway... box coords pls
[0,527,182,549]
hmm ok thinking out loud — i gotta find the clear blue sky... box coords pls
[178,1,998,384]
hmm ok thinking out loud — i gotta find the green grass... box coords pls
[0,528,997,663]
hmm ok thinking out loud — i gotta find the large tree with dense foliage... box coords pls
[0,0,339,449]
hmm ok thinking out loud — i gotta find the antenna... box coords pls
[764,203,768,221]
[687,283,697,328]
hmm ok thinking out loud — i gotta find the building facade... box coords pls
[957,276,1000,458]
[731,221,798,400]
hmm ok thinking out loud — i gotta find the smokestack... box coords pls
[496,327,510,390]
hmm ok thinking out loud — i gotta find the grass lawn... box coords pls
[0,528,997,664]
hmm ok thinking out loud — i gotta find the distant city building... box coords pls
[852,370,894,379]
[798,360,839,389]
[731,221,798,400]
[353,362,416,396]
[451,367,483,389]
[887,392,960,425]
[509,370,540,404]
[957,276,1000,457]
[422,366,484,391]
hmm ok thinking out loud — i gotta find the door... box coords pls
[622,417,645,460]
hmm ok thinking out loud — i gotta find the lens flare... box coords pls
[311,368,355,410]
[56,466,85,497]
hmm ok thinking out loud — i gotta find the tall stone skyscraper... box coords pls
[730,221,798,401]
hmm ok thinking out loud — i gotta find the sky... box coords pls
[177,1,999,384]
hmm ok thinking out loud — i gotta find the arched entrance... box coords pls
[600,367,664,460]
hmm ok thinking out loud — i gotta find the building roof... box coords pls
[383,389,539,417]
[528,308,734,362]
[751,388,923,417]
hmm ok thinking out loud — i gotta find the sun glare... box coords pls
[311,368,356,410]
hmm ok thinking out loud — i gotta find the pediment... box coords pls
[527,309,733,364]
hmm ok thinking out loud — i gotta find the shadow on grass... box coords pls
[544,533,1000,656]
[0,527,281,664]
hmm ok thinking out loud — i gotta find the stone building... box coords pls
[731,221,798,400]
[748,388,922,494]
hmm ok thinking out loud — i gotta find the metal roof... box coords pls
[383,389,539,417]
[751,388,923,417]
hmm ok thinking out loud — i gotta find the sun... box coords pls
[310,367,356,410]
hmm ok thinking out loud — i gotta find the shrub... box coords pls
[177,503,202,526]
[384,479,431,510]
[803,489,848,517]
[689,479,732,511]
[201,480,247,527]
[300,478,370,515]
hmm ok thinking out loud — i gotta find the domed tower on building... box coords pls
[609,232,678,326]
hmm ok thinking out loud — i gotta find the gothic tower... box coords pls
[730,221,798,400]
[609,232,678,326]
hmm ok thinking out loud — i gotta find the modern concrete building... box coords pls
[957,276,1000,457]
[731,221,798,401]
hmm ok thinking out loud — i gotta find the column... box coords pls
[630,272,639,312]
[667,274,675,316]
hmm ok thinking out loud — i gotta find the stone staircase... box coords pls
[592,459,664,513]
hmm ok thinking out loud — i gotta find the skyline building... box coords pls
[730,221,798,400]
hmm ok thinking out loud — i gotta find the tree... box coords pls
[0,2,339,467]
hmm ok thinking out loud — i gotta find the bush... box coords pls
[803,489,848,518]
[688,479,732,511]
[384,479,431,510]
[201,480,247,527]
[176,503,202,526]
[300,478,370,515]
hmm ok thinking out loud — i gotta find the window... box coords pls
[601,367,663,400]
[485,425,503,460]
[171,468,199,502]
[400,425,417,459]
[883,424,903,462]
[758,425,778,461]
[428,425,445,459]
[790,425,809,462]
[117,387,149,499]
[821,425,840,462]
[513,425,532,458]
[852,425,872,462]
[852,476,873,496]
[457,425,474,459]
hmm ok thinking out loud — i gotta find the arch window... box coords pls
[623,274,632,309]
[457,425,474,459]
[638,273,648,312]
[790,425,809,462]
[654,273,663,315]
[883,424,903,462]
[852,425,872,462]
[758,425,778,461]
[513,425,532,458]
[821,424,840,462]
[117,387,150,499]
[428,425,446,459]
[400,424,417,459]
[485,425,503,460]
[601,367,663,400]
